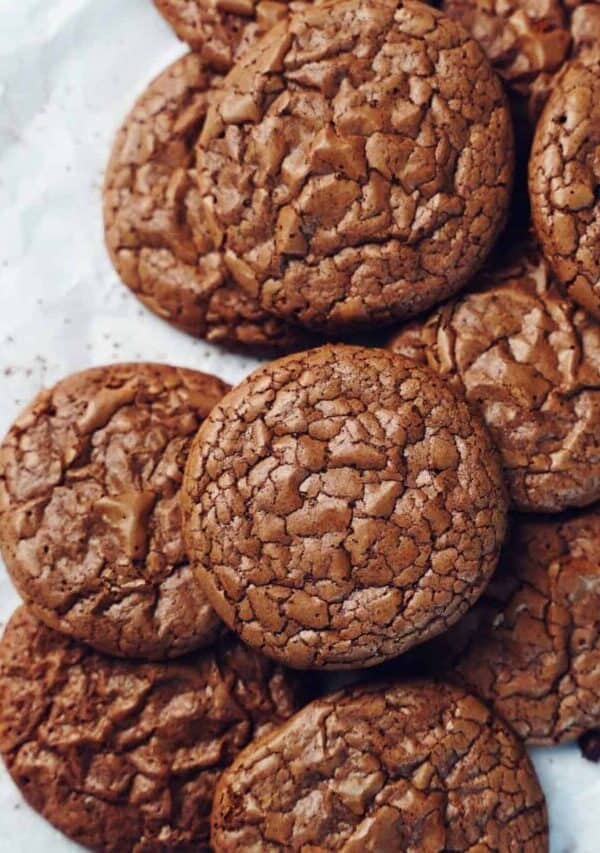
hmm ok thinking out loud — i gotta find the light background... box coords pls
[0,1,598,849]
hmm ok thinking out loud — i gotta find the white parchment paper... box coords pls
[0,1,598,849]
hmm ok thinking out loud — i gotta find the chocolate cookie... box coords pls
[530,54,600,320]
[0,363,228,659]
[0,607,300,852]
[194,0,514,333]
[103,53,313,354]
[388,241,600,512]
[211,680,549,851]
[182,345,508,669]
[451,504,600,745]
[153,0,307,71]
[440,0,570,108]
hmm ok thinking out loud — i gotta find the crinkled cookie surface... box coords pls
[104,53,315,354]
[211,680,549,851]
[195,0,514,332]
[0,363,228,659]
[154,0,310,70]
[388,242,600,512]
[454,504,600,744]
[182,345,507,669]
[0,607,300,852]
[530,54,600,320]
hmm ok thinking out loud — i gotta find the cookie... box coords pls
[0,607,300,852]
[153,0,307,71]
[182,344,508,669]
[0,363,228,659]
[388,241,600,512]
[211,680,549,851]
[451,504,600,745]
[103,53,314,354]
[441,0,570,109]
[194,0,514,333]
[529,54,600,321]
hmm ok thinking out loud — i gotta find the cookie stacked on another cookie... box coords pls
[108,0,515,346]
[0,362,305,850]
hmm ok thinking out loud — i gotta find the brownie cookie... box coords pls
[182,345,507,669]
[0,607,300,852]
[211,681,549,851]
[103,53,313,354]
[153,0,307,71]
[0,363,228,659]
[530,54,600,320]
[388,241,600,512]
[194,0,514,333]
[451,504,600,745]
[441,0,570,108]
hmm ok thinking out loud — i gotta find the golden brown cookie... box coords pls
[451,504,600,745]
[529,53,600,320]
[0,363,228,659]
[388,241,600,512]
[103,53,315,354]
[153,0,308,71]
[211,680,549,851]
[194,0,514,333]
[0,607,300,852]
[182,344,508,670]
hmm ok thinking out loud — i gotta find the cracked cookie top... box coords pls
[211,680,549,851]
[441,0,570,105]
[530,53,600,321]
[388,241,600,512]
[0,363,229,659]
[103,53,315,354]
[194,0,514,333]
[153,0,309,71]
[0,607,300,852]
[453,504,600,745]
[182,345,507,669]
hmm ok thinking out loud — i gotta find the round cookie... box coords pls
[530,54,600,321]
[0,607,300,852]
[103,53,314,354]
[211,681,549,851]
[182,344,508,669]
[452,504,600,745]
[153,0,307,71]
[388,241,600,512]
[194,0,514,333]
[0,363,228,659]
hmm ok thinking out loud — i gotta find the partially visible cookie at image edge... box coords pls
[388,240,600,513]
[211,680,549,851]
[0,607,301,852]
[452,504,600,745]
[530,53,600,321]
[103,52,315,355]
[182,344,507,670]
[0,362,228,659]
[153,0,309,71]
